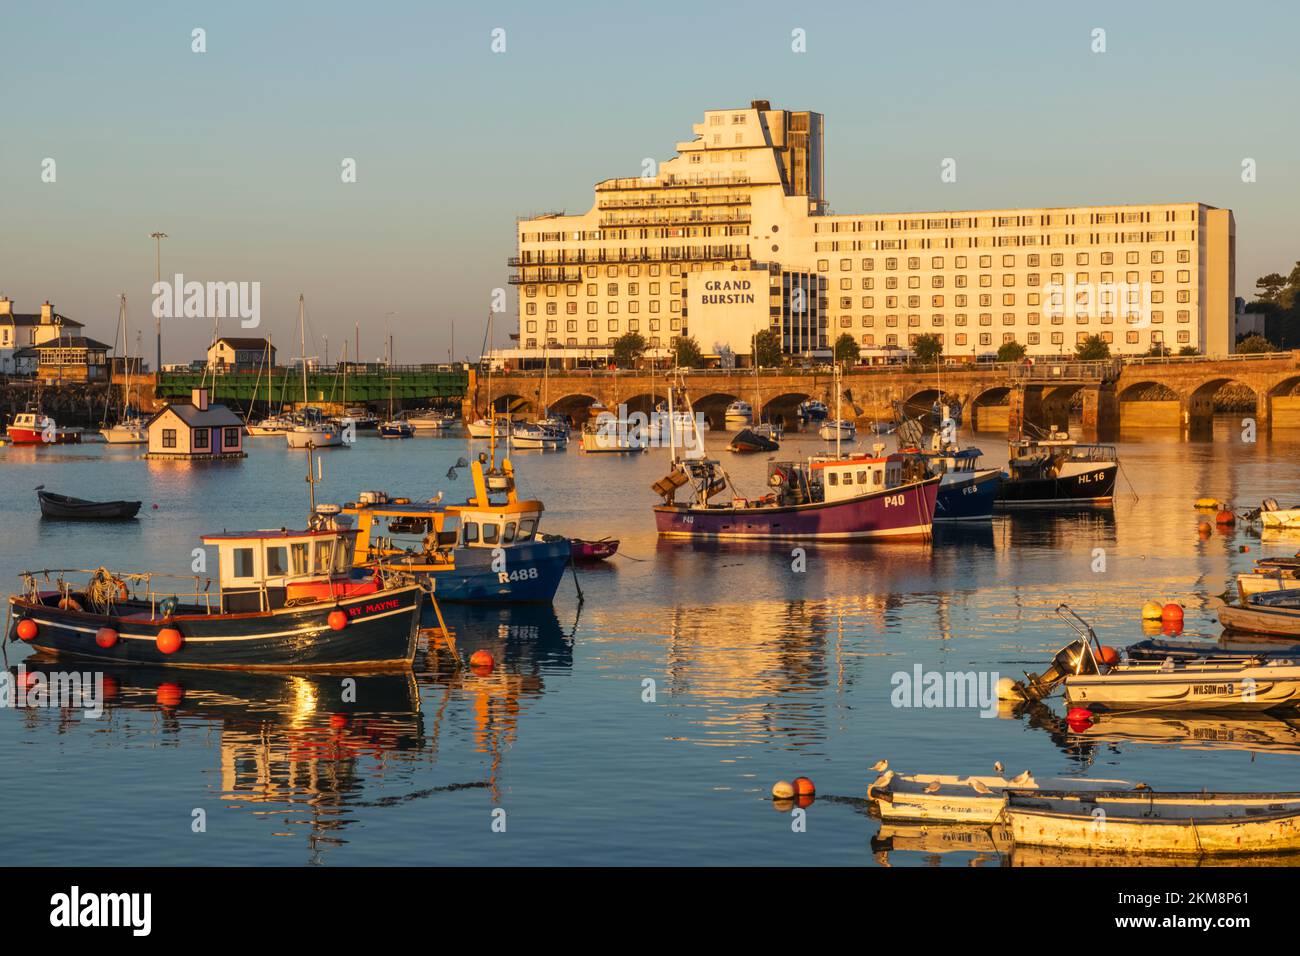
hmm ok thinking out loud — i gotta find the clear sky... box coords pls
[1,0,1296,364]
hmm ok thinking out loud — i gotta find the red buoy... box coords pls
[95,627,119,649]
[1066,706,1094,731]
[156,682,184,708]
[15,618,37,641]
[469,649,495,671]
[793,776,816,796]
[1162,603,1184,623]
[1162,619,1184,637]
[156,627,184,655]
[1215,510,1235,525]
[329,713,350,729]
[327,610,348,631]
[1097,645,1119,665]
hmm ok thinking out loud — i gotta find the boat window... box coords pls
[842,472,853,485]
[827,473,838,486]
[266,546,288,576]
[483,523,500,545]
[857,471,868,484]
[503,521,517,544]
[291,542,310,575]
[518,518,536,541]
[334,541,351,572]
[463,522,479,545]
[229,547,255,579]
[315,539,335,574]
[873,469,883,486]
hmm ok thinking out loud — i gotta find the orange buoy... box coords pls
[327,610,348,631]
[1162,620,1184,637]
[1197,521,1212,536]
[95,627,119,649]
[15,618,38,641]
[771,780,795,799]
[1240,545,1250,553]
[156,682,184,708]
[156,627,184,655]
[792,776,816,796]
[1162,603,1184,624]
[1097,645,1119,665]
[329,713,350,729]
[469,649,495,670]
[1215,510,1235,525]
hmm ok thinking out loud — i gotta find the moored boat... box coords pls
[467,418,509,439]
[100,418,148,444]
[1004,789,1300,855]
[37,488,141,520]
[1218,588,1300,638]
[727,427,779,454]
[6,411,81,445]
[868,769,1135,824]
[995,431,1117,508]
[898,440,1002,522]
[570,538,619,562]
[723,400,753,429]
[579,416,647,454]
[817,419,856,442]
[379,419,414,439]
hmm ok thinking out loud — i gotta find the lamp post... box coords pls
[149,232,167,372]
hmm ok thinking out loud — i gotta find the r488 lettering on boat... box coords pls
[498,567,540,583]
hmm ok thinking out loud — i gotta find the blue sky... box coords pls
[1,0,1296,363]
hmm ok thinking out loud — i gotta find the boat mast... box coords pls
[298,294,308,413]
[835,362,842,459]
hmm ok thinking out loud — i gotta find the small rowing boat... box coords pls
[570,538,619,562]
[868,769,1134,823]
[1004,789,1300,855]
[36,488,141,520]
[1219,589,1300,638]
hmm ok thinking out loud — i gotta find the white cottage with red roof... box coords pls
[145,388,246,460]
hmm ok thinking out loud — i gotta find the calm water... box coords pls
[2,420,1298,866]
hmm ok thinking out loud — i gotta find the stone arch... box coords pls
[1270,375,1300,429]
[1185,376,1258,438]
[1117,380,1182,431]
[549,393,601,425]
[692,391,743,430]
[491,392,533,417]
[760,391,814,428]
[970,386,1011,433]
[621,392,668,416]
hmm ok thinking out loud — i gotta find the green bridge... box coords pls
[156,365,470,405]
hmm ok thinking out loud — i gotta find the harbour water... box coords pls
[1,420,1298,866]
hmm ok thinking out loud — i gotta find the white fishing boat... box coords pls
[285,295,344,450]
[818,419,856,442]
[868,769,1134,824]
[723,400,753,429]
[1008,605,1300,712]
[467,418,509,439]
[1005,789,1300,855]
[509,421,561,450]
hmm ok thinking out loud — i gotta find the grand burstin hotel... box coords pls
[503,101,1236,367]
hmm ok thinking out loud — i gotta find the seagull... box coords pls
[870,759,889,772]
[924,780,942,793]
[1009,770,1033,786]
[994,761,1004,774]
[970,779,993,795]
[429,491,443,505]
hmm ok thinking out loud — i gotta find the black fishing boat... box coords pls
[7,514,424,669]
[995,432,1117,508]
[727,427,780,454]
[36,487,142,520]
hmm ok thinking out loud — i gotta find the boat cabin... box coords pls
[342,457,546,571]
[764,453,927,506]
[201,517,369,613]
[1008,436,1116,477]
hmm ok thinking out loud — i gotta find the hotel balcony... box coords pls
[507,268,586,285]
[509,245,751,270]
[594,174,752,191]
[596,194,751,210]
[598,210,751,228]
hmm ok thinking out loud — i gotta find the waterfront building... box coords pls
[0,298,87,374]
[207,336,276,371]
[145,388,247,460]
[505,102,1235,366]
[32,336,111,382]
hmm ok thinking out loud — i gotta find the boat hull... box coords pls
[995,463,1116,507]
[8,585,422,669]
[286,427,345,448]
[1065,662,1300,712]
[933,469,1002,522]
[38,492,141,520]
[100,425,147,444]
[1219,602,1300,638]
[387,539,572,603]
[654,477,939,541]
[5,426,81,445]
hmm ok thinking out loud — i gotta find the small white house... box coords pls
[145,388,246,460]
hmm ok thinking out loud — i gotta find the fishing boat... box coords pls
[868,769,1134,824]
[1004,789,1300,855]
[652,374,939,541]
[727,427,779,454]
[723,400,753,429]
[995,431,1117,508]
[36,488,141,520]
[892,418,1002,522]
[285,295,345,450]
[467,417,509,439]
[8,454,423,668]
[1008,604,1300,712]
[570,538,619,562]
[818,419,856,442]
[342,444,571,603]
[6,410,81,445]
[1218,589,1300,638]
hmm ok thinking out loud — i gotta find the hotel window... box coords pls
[567,320,578,332]
[567,302,577,314]
[1177,331,1191,343]
[546,320,557,332]
[979,275,991,287]
[955,314,968,326]
[1101,332,1114,344]
[1027,254,1040,267]
[979,313,992,326]
[1151,290,1164,303]
[955,276,967,288]
[862,296,875,308]
[1051,254,1064,267]
[1150,311,1163,324]
[628,319,640,331]
[1051,273,1064,285]
[607,319,619,331]
[566,285,577,296]
[1002,255,1015,268]
[649,319,660,331]
[907,257,920,269]
[885,258,898,270]
[526,304,537,316]
[1176,270,1190,283]
[931,256,944,269]
[955,333,967,346]
[862,316,875,327]
[586,302,597,314]
[1177,310,1190,323]
[628,282,639,295]
[1151,250,1164,263]
[525,338,537,348]
[526,286,538,297]
[670,318,681,329]
[931,276,944,288]
[566,337,577,346]
[607,301,619,313]
[907,314,920,327]
[546,285,557,296]
[670,301,681,313]
[586,266,597,278]
[955,294,968,307]
[1100,271,1113,283]
[886,315,898,327]
[587,337,598,346]
[1001,274,1014,287]
[907,295,920,308]
[649,300,660,313]
[607,266,618,278]
[931,295,944,307]
[979,255,991,268]
[1076,312,1090,325]
[840,278,852,291]
[817,259,829,271]
[1177,250,1191,263]
[955,256,967,268]
[1151,271,1164,283]
[1027,332,1040,345]
[670,282,681,293]
[1002,313,1015,325]
[1127,251,1139,264]
[840,316,852,328]
[840,258,851,270]
[1126,331,1139,344]
[1101,252,1113,265]
[979,333,991,346]
[1051,332,1064,345]
[932,314,944,327]
[1027,273,1040,286]
[1076,272,1089,284]
[1126,271,1139,283]
[670,264,681,275]
[840,297,852,309]
[1176,290,1190,303]
[628,301,640,313]
[607,283,618,295]
[1076,253,1089,265]
[546,303,557,315]
[886,335,898,346]
[862,333,875,345]
[859,258,874,270]
[1100,313,1114,324]
[885,277,898,290]
[1003,293,1016,306]
[979,294,992,307]
[649,282,660,294]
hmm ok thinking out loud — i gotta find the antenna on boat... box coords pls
[305,442,320,518]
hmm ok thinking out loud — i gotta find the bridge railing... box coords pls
[1122,350,1296,367]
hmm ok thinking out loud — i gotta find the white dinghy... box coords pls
[869,768,1134,824]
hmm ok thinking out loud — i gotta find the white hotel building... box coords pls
[506,101,1236,365]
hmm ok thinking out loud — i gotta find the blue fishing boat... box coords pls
[343,456,571,604]
[911,446,1002,522]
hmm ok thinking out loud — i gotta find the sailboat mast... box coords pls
[298,294,308,408]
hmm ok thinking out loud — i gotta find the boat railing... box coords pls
[19,567,220,616]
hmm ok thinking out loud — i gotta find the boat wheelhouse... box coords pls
[898,444,1003,522]
[343,455,571,603]
[996,432,1117,508]
[7,512,423,668]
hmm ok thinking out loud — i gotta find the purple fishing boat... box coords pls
[570,538,620,562]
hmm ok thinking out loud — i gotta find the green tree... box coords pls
[911,334,943,365]
[1235,333,1277,354]
[611,332,646,368]
[752,328,783,367]
[833,332,860,366]
[1074,335,1111,361]
[1256,273,1288,304]
[1178,345,1199,356]
[671,335,703,369]
[1146,343,1171,357]
[996,340,1027,363]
